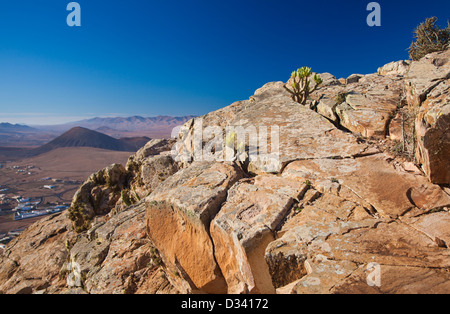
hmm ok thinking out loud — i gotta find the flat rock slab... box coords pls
[331,264,450,294]
[282,154,450,218]
[266,189,450,294]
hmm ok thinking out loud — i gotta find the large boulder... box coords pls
[68,138,180,231]
[0,203,179,294]
[68,163,128,232]
[67,202,177,294]
[210,174,308,294]
[312,74,404,137]
[378,60,411,76]
[265,189,450,294]
[405,49,450,107]
[405,49,449,184]
[145,161,245,294]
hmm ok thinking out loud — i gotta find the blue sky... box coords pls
[0,0,449,125]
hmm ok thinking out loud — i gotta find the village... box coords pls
[0,188,70,251]
[0,163,80,251]
[0,190,70,252]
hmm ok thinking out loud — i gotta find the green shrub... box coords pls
[68,202,92,233]
[121,189,132,206]
[334,92,348,105]
[409,17,450,61]
[284,67,323,105]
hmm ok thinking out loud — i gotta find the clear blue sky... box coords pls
[0,0,449,124]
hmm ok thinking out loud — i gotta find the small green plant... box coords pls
[334,92,348,105]
[409,17,450,61]
[68,202,92,233]
[225,132,236,148]
[149,247,164,267]
[224,131,247,162]
[284,67,323,105]
[391,140,406,156]
[121,189,133,207]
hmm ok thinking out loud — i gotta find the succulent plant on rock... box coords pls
[284,67,323,105]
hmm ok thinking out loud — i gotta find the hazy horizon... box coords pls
[0,113,196,126]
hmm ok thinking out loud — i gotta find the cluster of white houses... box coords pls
[0,192,69,220]
[11,196,69,221]
[0,229,23,251]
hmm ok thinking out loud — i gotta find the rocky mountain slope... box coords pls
[0,49,449,294]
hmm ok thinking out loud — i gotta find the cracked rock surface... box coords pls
[0,49,449,294]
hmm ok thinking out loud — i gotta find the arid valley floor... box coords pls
[0,147,131,235]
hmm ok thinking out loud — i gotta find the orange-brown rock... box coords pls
[378,60,410,76]
[210,174,308,294]
[146,161,244,294]
[312,74,404,137]
[283,154,450,218]
[266,189,450,294]
[405,49,450,184]
[0,213,72,294]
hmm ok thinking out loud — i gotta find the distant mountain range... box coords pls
[69,116,196,132]
[30,127,150,156]
[0,123,56,148]
[0,115,195,147]
[33,115,196,138]
[0,123,38,133]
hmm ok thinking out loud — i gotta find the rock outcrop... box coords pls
[146,162,244,294]
[312,73,404,138]
[404,49,450,184]
[0,139,180,294]
[378,60,411,76]
[1,49,449,294]
[211,175,308,294]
